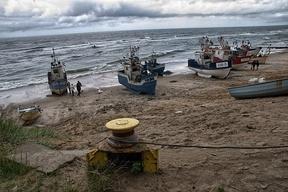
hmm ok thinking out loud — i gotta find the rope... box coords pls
[109,137,288,150]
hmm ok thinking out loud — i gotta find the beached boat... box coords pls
[118,46,157,95]
[188,57,232,79]
[231,40,261,70]
[47,48,68,95]
[249,46,271,65]
[18,105,42,122]
[145,52,165,76]
[228,78,288,99]
[249,55,268,65]
[188,42,232,79]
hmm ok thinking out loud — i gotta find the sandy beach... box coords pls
[1,51,288,191]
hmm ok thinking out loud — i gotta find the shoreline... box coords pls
[2,49,288,118]
[1,50,287,108]
[0,61,190,108]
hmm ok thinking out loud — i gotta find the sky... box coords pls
[0,0,287,37]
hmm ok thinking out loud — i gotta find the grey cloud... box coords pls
[0,0,287,35]
[66,1,96,17]
[0,17,56,32]
[66,1,170,18]
[64,0,288,19]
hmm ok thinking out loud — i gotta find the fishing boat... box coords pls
[231,40,262,70]
[145,52,165,76]
[47,48,68,95]
[250,46,271,65]
[118,46,157,95]
[188,54,232,79]
[188,38,232,79]
[228,78,288,99]
[18,105,42,122]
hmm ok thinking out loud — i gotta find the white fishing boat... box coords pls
[188,37,232,79]
[188,53,232,79]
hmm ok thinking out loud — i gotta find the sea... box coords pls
[0,25,288,106]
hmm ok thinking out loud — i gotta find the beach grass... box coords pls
[0,158,31,180]
[0,118,56,145]
[87,166,114,192]
[0,118,56,184]
[63,179,79,192]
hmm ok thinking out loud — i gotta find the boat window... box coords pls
[53,69,59,73]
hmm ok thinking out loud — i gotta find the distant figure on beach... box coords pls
[76,81,82,96]
[251,60,259,71]
[67,81,71,94]
[71,84,75,96]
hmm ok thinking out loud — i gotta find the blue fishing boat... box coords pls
[145,52,165,76]
[188,51,232,79]
[47,48,68,95]
[228,78,288,99]
[118,46,157,95]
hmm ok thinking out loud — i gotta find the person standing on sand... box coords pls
[67,81,71,94]
[76,81,82,96]
[250,60,259,71]
[71,84,75,96]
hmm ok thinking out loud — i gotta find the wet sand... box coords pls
[1,51,288,191]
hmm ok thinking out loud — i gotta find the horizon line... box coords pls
[1,24,287,39]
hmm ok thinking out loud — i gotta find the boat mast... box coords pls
[51,48,57,64]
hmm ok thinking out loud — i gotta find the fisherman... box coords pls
[251,60,259,71]
[71,84,75,96]
[76,81,82,96]
[67,81,71,94]
[255,60,259,70]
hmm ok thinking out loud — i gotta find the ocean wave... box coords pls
[0,79,47,92]
[2,67,38,77]
[71,55,82,59]
[67,68,120,80]
[24,46,46,53]
[155,49,186,57]
[3,45,47,53]
[66,67,92,74]
[106,59,122,65]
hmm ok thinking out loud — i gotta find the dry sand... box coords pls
[1,51,288,192]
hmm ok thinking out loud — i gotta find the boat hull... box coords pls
[20,111,41,121]
[228,79,288,99]
[49,79,67,95]
[118,72,157,95]
[188,59,231,79]
[18,107,41,122]
[231,56,251,70]
[232,63,250,70]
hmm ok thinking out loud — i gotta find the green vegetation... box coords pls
[87,166,113,192]
[130,161,143,174]
[217,186,225,192]
[0,158,30,180]
[0,118,56,184]
[0,118,55,145]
